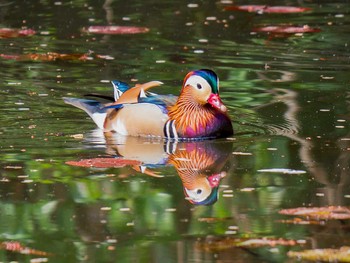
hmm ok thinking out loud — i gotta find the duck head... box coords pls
[182,69,227,113]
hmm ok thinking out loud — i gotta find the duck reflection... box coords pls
[100,132,232,205]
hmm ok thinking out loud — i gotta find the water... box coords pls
[0,0,350,262]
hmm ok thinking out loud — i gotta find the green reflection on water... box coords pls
[0,0,350,262]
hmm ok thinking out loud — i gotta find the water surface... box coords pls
[0,0,350,262]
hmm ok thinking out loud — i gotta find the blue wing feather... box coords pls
[111,80,130,92]
[103,104,124,110]
[111,80,130,101]
[139,94,177,114]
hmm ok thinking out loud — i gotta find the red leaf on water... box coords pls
[253,25,321,34]
[224,5,312,14]
[66,158,141,168]
[83,26,150,35]
[1,241,52,256]
[0,28,36,38]
[279,206,350,220]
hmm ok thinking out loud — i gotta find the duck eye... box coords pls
[197,83,202,89]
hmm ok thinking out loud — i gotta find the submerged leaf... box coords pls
[224,5,311,14]
[253,25,321,34]
[0,241,51,256]
[288,247,350,262]
[82,26,150,35]
[66,158,141,168]
[279,206,350,220]
[0,28,36,38]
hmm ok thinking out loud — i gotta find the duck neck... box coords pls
[167,92,214,137]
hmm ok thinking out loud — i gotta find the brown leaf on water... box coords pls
[253,25,321,34]
[0,52,116,62]
[0,241,52,256]
[82,26,150,35]
[279,206,350,220]
[196,237,301,251]
[66,158,141,168]
[224,5,312,13]
[288,246,350,262]
[0,28,36,38]
[0,52,89,61]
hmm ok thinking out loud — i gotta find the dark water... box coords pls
[1,0,350,262]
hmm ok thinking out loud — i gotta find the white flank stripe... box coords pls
[171,120,178,139]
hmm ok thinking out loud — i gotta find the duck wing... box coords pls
[111,80,163,105]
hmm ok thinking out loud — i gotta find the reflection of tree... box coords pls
[103,0,114,25]
[259,88,350,206]
[252,87,350,255]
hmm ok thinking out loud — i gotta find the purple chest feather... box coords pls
[184,113,233,139]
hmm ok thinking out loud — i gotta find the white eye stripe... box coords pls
[184,75,210,90]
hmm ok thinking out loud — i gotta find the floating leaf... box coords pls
[279,206,350,220]
[252,25,321,34]
[0,52,89,61]
[0,52,117,62]
[0,241,51,256]
[288,247,350,262]
[66,158,141,168]
[0,28,36,38]
[257,168,306,174]
[82,26,150,35]
[196,237,301,251]
[224,5,311,14]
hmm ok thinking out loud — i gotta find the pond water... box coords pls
[1,0,350,262]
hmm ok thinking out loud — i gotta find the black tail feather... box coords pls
[84,93,115,102]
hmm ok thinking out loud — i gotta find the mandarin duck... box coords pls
[64,69,233,140]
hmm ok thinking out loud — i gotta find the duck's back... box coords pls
[105,103,169,137]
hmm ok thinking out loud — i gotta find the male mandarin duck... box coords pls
[64,69,233,140]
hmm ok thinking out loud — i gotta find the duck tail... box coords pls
[63,97,107,130]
